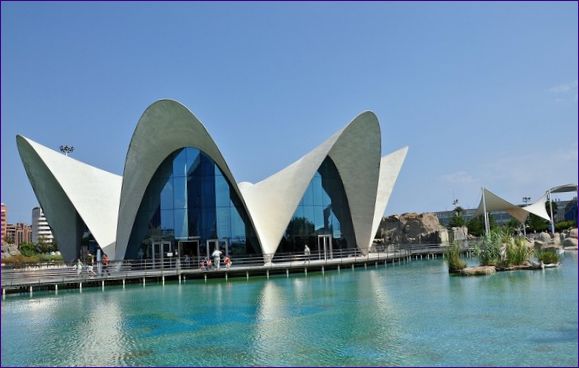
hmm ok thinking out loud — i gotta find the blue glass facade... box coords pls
[126,148,261,259]
[277,157,355,255]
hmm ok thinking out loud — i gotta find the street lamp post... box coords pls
[59,145,75,156]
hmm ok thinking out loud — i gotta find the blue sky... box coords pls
[2,2,577,224]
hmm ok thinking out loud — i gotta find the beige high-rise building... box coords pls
[1,203,6,244]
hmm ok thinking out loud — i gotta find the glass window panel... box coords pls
[160,178,173,210]
[172,149,188,177]
[321,184,331,207]
[303,206,315,233]
[201,177,216,209]
[314,206,325,232]
[186,148,201,176]
[302,183,314,206]
[216,207,231,238]
[230,206,246,239]
[160,209,174,231]
[313,176,322,206]
[173,176,187,209]
[187,176,202,208]
[173,209,188,239]
[215,175,230,207]
[188,207,200,236]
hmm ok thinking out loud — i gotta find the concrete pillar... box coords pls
[142,277,146,287]
[286,269,289,278]
[246,271,249,280]
[101,280,105,291]
[162,276,165,286]
[123,279,126,288]
[55,284,58,294]
[79,282,83,292]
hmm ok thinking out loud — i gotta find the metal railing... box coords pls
[1,242,475,288]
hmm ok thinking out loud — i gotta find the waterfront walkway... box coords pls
[1,243,474,296]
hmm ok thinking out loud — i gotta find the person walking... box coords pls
[212,249,223,270]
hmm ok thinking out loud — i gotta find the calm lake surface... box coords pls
[2,253,577,366]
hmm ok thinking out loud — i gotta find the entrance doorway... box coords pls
[178,238,199,269]
[317,235,333,261]
[151,240,172,268]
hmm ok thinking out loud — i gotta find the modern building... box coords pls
[5,223,32,247]
[32,207,54,244]
[1,203,6,244]
[17,100,408,262]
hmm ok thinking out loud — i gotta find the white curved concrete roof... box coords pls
[115,100,258,260]
[16,136,122,261]
[370,147,409,247]
[239,112,382,256]
[17,99,408,262]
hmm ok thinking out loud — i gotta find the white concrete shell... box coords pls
[16,136,122,261]
[239,112,382,256]
[17,99,408,262]
[370,147,409,246]
[115,100,258,260]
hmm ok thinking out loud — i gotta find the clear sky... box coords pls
[2,2,577,224]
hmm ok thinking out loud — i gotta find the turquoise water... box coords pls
[2,254,577,366]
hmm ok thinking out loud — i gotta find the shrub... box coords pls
[555,220,577,232]
[536,250,560,264]
[504,237,533,266]
[475,230,502,266]
[446,242,466,272]
[18,242,38,257]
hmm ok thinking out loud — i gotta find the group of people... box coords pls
[73,253,110,276]
[199,249,232,271]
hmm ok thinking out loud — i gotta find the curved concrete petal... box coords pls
[16,136,122,260]
[115,99,259,260]
[240,112,382,256]
[369,147,409,249]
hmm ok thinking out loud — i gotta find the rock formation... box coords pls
[377,212,453,245]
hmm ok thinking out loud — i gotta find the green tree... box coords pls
[18,242,37,257]
[527,214,549,232]
[467,214,497,237]
[448,206,465,228]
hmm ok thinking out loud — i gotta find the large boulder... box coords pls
[379,212,448,244]
[450,226,469,242]
[1,243,20,257]
[563,237,578,248]
[569,228,578,239]
[538,232,552,243]
[459,266,496,276]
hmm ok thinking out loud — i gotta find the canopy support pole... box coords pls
[482,187,490,236]
[548,190,555,235]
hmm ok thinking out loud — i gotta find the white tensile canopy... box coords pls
[476,187,554,235]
